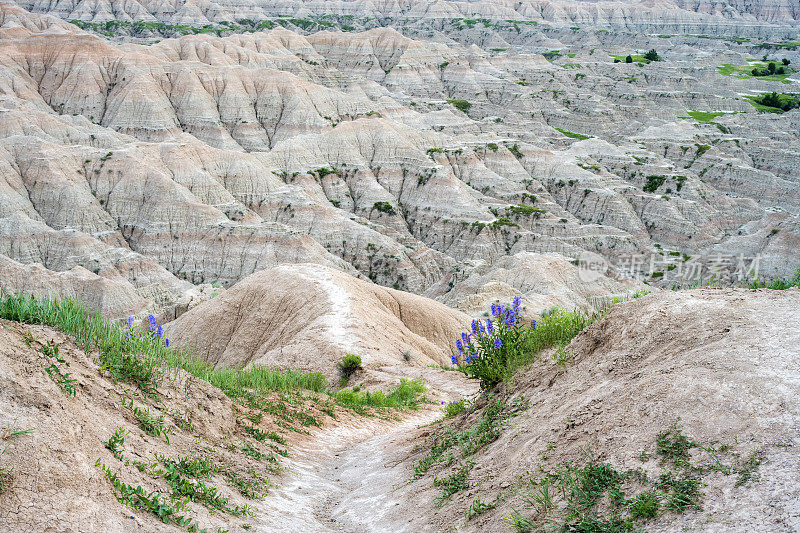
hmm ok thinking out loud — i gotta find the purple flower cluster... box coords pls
[451,296,533,367]
[123,314,170,347]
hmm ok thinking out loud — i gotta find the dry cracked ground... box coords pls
[0,0,799,532]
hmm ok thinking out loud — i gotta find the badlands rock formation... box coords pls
[165,264,470,378]
[0,1,797,325]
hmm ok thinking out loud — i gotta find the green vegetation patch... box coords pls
[679,110,738,124]
[554,127,592,140]
[744,92,800,113]
[446,99,472,114]
[718,60,794,83]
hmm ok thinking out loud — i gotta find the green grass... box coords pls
[679,110,738,124]
[446,99,472,114]
[717,62,794,83]
[554,127,592,140]
[743,92,800,113]
[749,267,800,289]
[332,379,427,413]
[610,53,648,63]
[757,40,800,50]
[0,291,328,400]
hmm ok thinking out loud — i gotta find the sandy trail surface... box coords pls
[257,366,477,532]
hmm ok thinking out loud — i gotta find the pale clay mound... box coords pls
[164,263,470,379]
[0,320,277,533]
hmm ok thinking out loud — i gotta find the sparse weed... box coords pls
[41,341,78,396]
[656,424,696,469]
[105,426,127,460]
[735,451,766,487]
[553,344,572,369]
[97,459,200,529]
[0,448,11,495]
[433,461,474,503]
[507,509,535,532]
[1,422,33,441]
[414,399,509,479]
[657,471,701,512]
[121,398,174,443]
[465,494,501,519]
[240,441,265,461]
[224,467,270,499]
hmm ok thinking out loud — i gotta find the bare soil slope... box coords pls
[0,319,338,533]
[392,288,800,532]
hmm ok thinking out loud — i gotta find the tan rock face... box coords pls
[164,264,470,377]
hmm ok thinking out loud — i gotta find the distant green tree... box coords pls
[625,55,633,63]
[768,62,777,74]
[782,58,791,66]
[644,49,661,61]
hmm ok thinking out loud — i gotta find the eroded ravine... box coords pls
[257,367,478,532]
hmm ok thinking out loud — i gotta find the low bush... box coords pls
[338,353,362,379]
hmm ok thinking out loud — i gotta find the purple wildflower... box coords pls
[486,319,494,333]
[531,320,537,331]
[494,338,501,349]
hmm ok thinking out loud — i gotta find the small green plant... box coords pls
[98,460,200,528]
[0,448,11,495]
[553,344,572,369]
[338,353,362,380]
[656,424,696,468]
[1,422,33,441]
[628,490,659,518]
[41,341,78,396]
[507,509,535,532]
[735,451,766,487]
[443,399,467,418]
[465,495,500,519]
[121,398,174,443]
[433,460,474,502]
[105,426,128,460]
[657,471,701,511]
[372,201,396,215]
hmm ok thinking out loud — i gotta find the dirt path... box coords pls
[256,367,477,532]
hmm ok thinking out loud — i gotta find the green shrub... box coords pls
[372,201,396,215]
[644,49,661,61]
[446,99,472,114]
[338,353,362,378]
